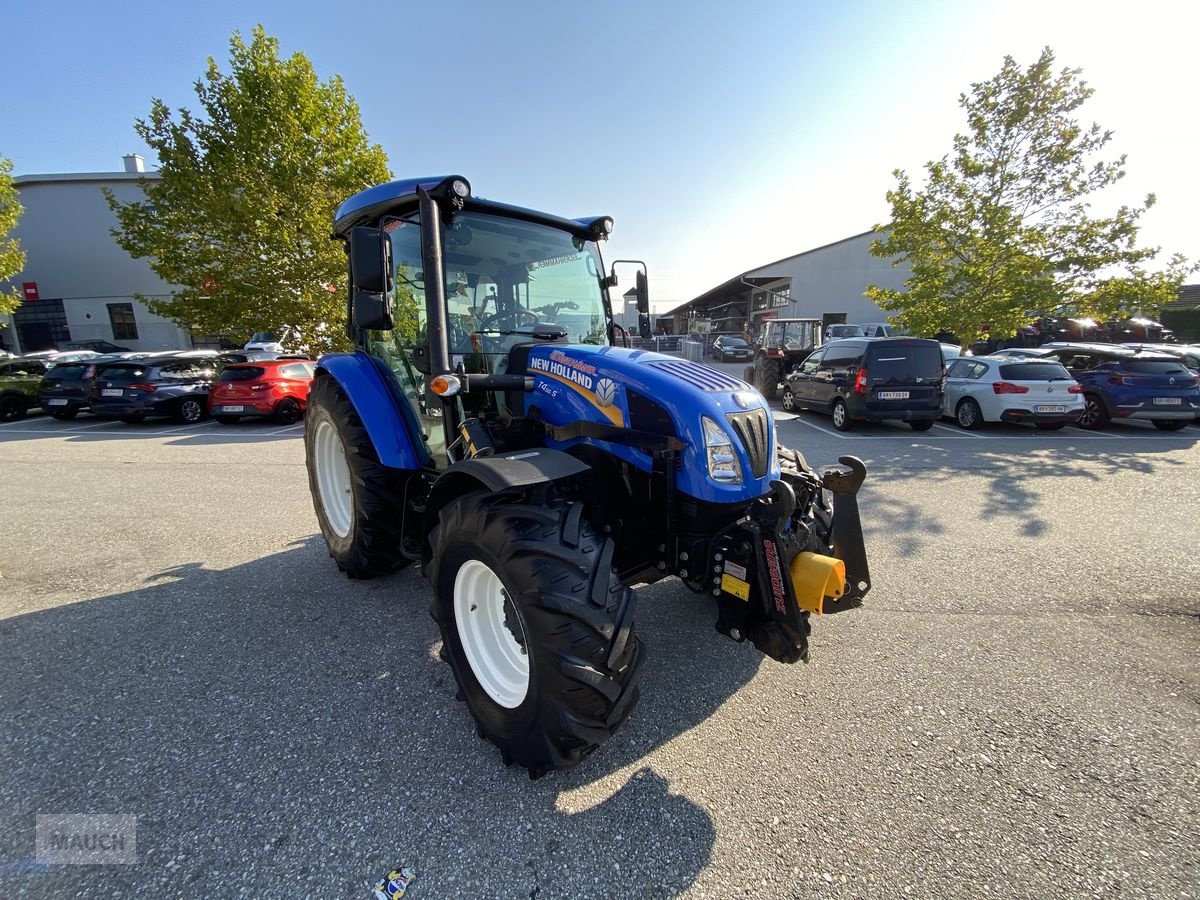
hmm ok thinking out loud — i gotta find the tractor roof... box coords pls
[333,175,611,241]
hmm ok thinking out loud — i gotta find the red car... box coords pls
[209,359,316,424]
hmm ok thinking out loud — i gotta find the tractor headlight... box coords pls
[702,416,743,485]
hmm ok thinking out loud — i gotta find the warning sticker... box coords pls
[720,573,750,602]
[723,560,748,581]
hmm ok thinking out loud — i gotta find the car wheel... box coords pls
[305,375,409,578]
[430,490,643,778]
[215,415,240,425]
[955,398,983,430]
[781,386,796,411]
[274,397,303,425]
[910,419,935,431]
[119,414,145,424]
[51,408,79,420]
[0,396,27,422]
[1077,394,1110,430]
[831,398,852,431]
[1152,419,1189,432]
[176,398,206,424]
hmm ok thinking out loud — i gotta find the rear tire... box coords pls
[305,375,408,579]
[0,396,27,422]
[831,398,852,431]
[781,386,795,411]
[430,491,643,778]
[955,398,983,430]
[756,359,781,400]
[1152,419,1189,432]
[274,397,302,425]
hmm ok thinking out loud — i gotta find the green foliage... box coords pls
[106,26,390,353]
[0,155,26,316]
[867,47,1194,343]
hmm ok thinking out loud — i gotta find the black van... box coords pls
[781,338,945,431]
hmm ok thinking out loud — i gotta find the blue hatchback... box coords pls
[1041,343,1199,430]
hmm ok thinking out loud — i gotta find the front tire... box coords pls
[781,386,795,411]
[430,491,644,777]
[305,375,408,579]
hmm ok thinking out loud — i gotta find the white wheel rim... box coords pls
[782,390,793,410]
[454,559,529,709]
[314,419,353,539]
[833,403,845,426]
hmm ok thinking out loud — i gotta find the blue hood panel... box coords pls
[523,344,779,502]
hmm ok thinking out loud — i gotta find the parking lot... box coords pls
[1,383,1198,898]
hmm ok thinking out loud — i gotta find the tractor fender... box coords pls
[425,449,591,527]
[315,352,430,469]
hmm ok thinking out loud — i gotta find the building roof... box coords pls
[1163,283,1200,310]
[14,172,161,186]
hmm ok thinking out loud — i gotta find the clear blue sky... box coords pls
[3,0,1195,309]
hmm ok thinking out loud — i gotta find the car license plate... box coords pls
[877,391,909,400]
[1154,397,1182,405]
[218,405,245,413]
[47,398,68,406]
[1035,405,1067,414]
[102,388,123,397]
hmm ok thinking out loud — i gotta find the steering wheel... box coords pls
[480,306,539,331]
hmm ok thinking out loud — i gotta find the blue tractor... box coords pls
[306,176,872,777]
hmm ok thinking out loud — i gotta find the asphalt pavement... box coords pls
[1,381,1197,899]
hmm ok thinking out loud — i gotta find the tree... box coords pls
[867,47,1193,344]
[107,26,390,353]
[0,154,26,316]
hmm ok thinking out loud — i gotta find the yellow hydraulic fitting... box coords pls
[790,551,846,615]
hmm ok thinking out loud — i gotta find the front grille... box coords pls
[726,408,769,479]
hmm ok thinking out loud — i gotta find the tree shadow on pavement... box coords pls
[0,538,759,898]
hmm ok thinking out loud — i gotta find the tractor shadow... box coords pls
[0,538,737,899]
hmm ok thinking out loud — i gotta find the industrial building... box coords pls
[663,230,910,338]
[0,156,192,354]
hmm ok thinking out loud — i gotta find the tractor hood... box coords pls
[523,344,779,503]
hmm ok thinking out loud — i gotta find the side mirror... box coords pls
[349,227,393,294]
[635,271,651,338]
[353,290,393,331]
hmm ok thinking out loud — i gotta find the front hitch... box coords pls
[821,455,871,608]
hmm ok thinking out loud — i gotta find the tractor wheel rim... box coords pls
[314,419,353,538]
[454,559,529,709]
[833,403,845,426]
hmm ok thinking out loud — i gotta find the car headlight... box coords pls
[702,416,743,485]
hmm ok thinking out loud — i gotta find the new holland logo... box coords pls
[595,378,617,407]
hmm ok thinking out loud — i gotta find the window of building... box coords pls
[107,303,139,340]
[13,297,70,351]
[771,287,791,308]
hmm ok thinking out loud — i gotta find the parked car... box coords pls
[984,347,1057,360]
[89,355,221,424]
[823,324,866,342]
[940,343,962,361]
[861,323,908,338]
[709,334,754,362]
[57,340,132,353]
[943,356,1084,430]
[0,358,49,421]
[781,337,944,431]
[1120,344,1200,422]
[1039,343,1200,430]
[38,359,106,419]
[208,359,316,424]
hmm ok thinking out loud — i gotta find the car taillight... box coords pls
[992,381,1029,394]
[854,368,868,394]
[1109,375,1138,386]
[251,382,273,391]
[1067,384,1083,394]
[128,383,158,393]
